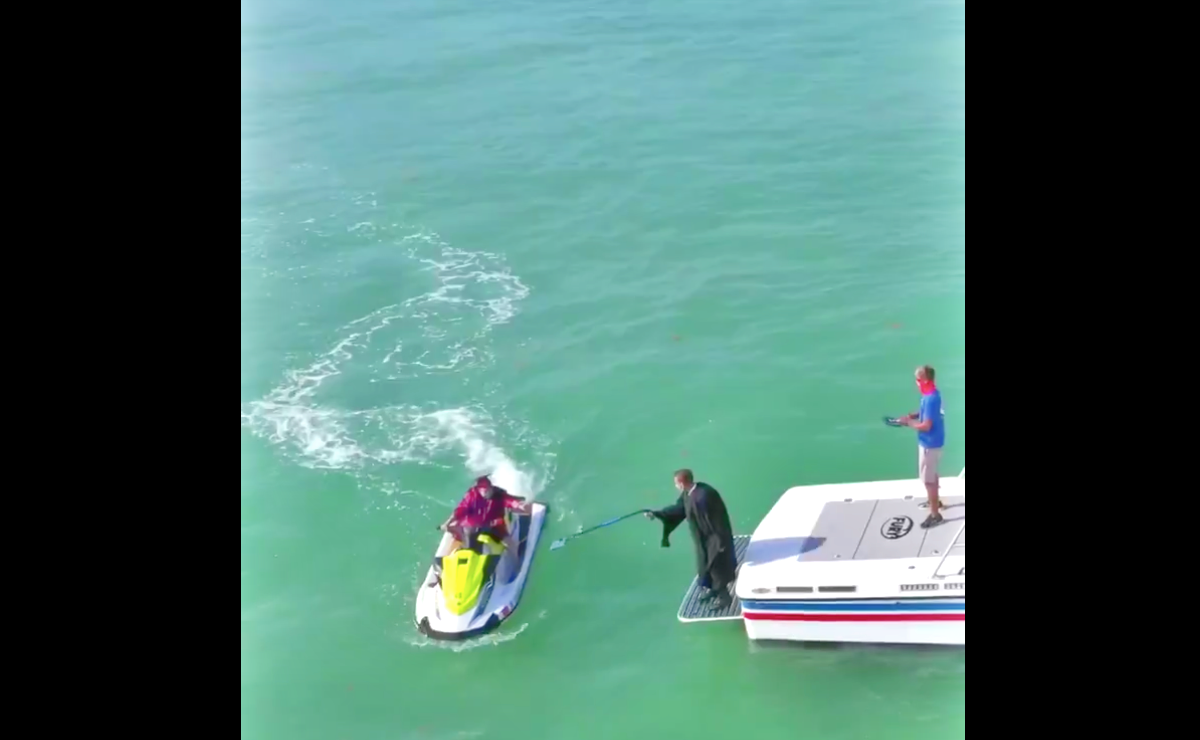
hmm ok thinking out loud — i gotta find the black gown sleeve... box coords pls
[652,494,687,548]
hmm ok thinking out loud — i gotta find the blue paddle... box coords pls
[548,509,650,551]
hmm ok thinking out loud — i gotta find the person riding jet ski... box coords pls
[440,475,533,544]
[427,476,533,585]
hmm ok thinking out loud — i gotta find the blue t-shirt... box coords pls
[918,390,945,449]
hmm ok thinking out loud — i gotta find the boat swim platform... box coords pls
[677,535,751,623]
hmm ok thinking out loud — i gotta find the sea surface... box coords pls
[241,0,966,738]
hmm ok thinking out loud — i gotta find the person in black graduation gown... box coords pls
[645,468,738,608]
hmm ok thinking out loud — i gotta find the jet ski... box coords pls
[414,501,549,640]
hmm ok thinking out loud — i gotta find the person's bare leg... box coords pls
[925,481,940,516]
[919,447,944,527]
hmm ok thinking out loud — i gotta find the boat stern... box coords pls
[733,477,965,646]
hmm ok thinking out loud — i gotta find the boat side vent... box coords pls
[943,582,965,590]
[817,585,857,593]
[900,583,939,592]
[775,586,813,593]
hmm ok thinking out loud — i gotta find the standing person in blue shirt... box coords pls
[898,365,946,529]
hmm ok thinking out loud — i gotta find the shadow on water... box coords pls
[741,536,826,567]
[746,639,964,655]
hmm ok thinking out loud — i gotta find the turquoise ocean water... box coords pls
[242,0,965,738]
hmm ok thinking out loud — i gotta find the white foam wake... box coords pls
[422,408,545,498]
[241,227,550,497]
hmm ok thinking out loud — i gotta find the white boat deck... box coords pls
[735,471,965,602]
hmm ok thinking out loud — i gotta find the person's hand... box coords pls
[644,511,657,520]
[897,416,910,426]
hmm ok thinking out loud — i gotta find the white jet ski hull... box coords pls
[414,502,548,640]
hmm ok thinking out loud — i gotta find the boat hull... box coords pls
[740,597,964,645]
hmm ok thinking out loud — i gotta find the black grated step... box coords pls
[677,535,751,623]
